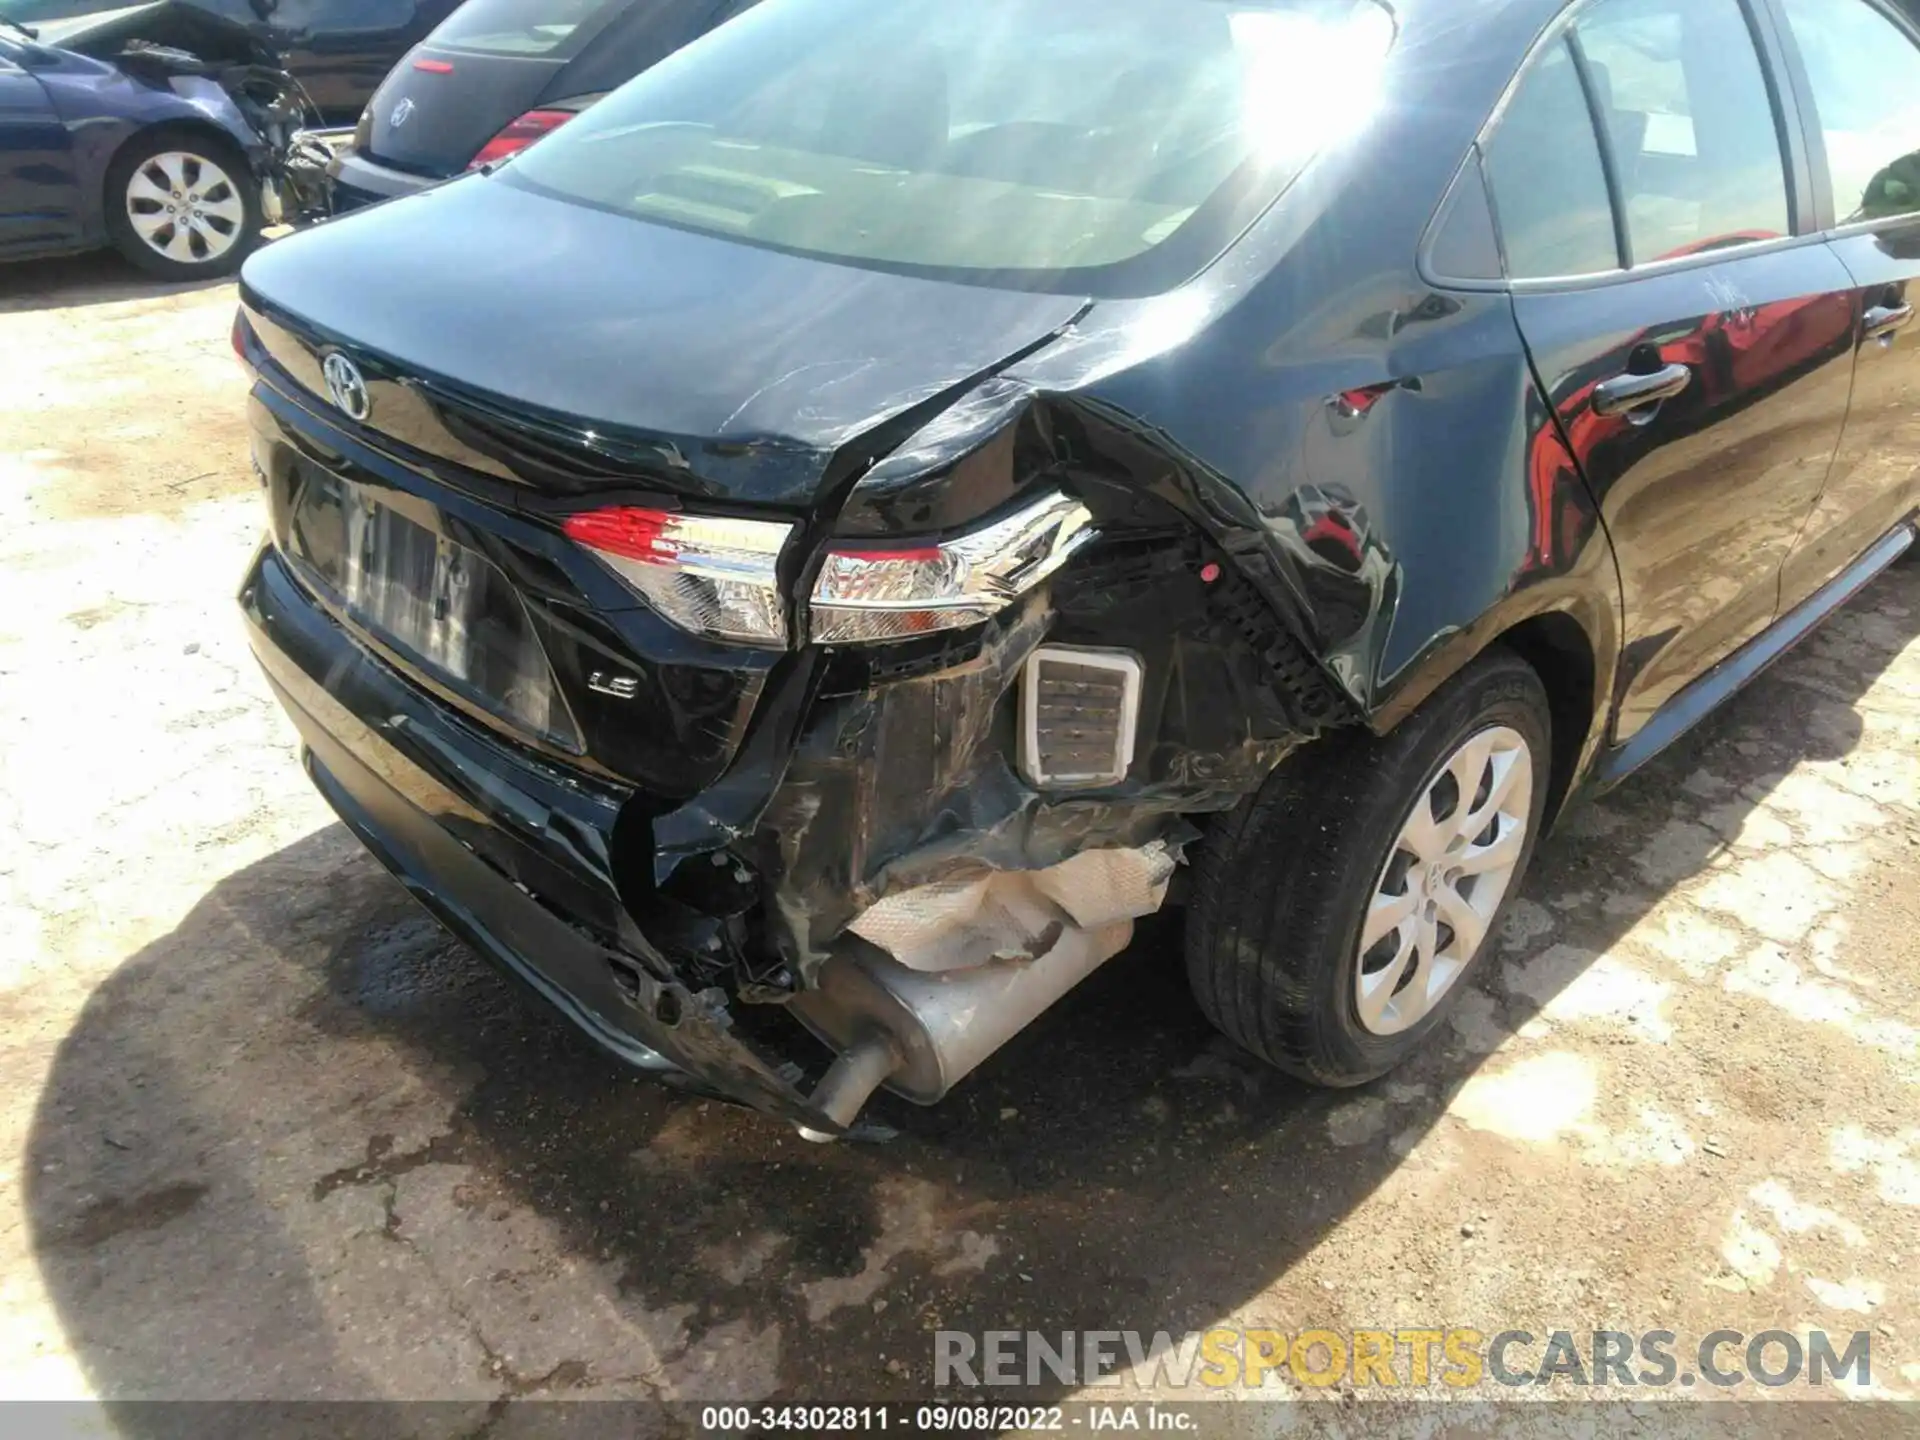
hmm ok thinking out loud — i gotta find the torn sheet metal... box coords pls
[755,552,1309,977]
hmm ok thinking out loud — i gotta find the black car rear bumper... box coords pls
[240,542,848,1132]
[328,149,439,212]
[231,309,1336,1132]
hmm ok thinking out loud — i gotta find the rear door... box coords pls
[1771,0,1920,606]
[1487,0,1858,747]
[0,44,77,252]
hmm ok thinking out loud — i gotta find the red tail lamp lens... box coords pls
[468,110,574,169]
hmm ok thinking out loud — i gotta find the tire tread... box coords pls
[1184,649,1550,1086]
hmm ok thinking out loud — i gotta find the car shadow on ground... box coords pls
[0,252,229,315]
[20,562,1917,1407]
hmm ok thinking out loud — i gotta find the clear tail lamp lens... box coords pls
[563,506,793,648]
[808,491,1095,644]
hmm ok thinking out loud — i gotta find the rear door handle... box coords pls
[1865,302,1914,342]
[1592,362,1692,419]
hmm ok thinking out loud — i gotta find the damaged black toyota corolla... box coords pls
[235,0,1920,1135]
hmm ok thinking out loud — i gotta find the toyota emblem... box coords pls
[322,352,371,422]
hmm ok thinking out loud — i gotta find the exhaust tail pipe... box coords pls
[795,1032,902,1142]
[793,842,1175,1127]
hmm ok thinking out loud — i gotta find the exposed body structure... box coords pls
[1,2,323,276]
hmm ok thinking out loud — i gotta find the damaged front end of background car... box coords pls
[589,378,1368,1138]
[39,0,335,227]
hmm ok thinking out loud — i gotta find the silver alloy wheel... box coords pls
[124,151,247,266]
[1354,724,1533,1036]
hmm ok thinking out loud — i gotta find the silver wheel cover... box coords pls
[124,151,247,266]
[1354,725,1533,1036]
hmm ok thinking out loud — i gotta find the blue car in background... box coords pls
[4,0,463,121]
[0,1,297,276]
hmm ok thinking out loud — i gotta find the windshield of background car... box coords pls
[503,0,1396,294]
[429,0,627,57]
[1,0,170,22]
[0,0,102,21]
[2,0,273,35]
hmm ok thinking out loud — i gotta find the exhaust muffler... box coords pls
[791,842,1175,1133]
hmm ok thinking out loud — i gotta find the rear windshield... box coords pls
[504,0,1395,294]
[429,0,626,57]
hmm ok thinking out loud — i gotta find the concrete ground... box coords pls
[3,253,1918,1419]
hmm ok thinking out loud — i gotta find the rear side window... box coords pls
[1577,0,1789,262]
[430,0,628,56]
[1484,39,1619,279]
[1777,0,1920,223]
[1482,0,1790,280]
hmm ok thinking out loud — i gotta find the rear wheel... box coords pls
[104,130,261,281]
[1184,648,1551,1086]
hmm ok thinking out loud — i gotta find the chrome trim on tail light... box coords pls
[808,490,1095,645]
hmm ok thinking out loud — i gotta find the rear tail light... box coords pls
[468,109,574,170]
[564,506,793,648]
[808,490,1095,644]
[563,490,1093,651]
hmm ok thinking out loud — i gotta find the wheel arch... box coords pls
[1492,610,1601,828]
[101,117,260,195]
[1368,591,1619,831]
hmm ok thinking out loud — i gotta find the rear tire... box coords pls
[104,129,262,281]
[1184,648,1552,1086]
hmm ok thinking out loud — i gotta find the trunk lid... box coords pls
[362,0,630,175]
[249,378,782,799]
[239,173,1089,507]
[360,45,566,177]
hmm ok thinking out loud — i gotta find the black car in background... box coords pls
[235,0,1920,1137]
[328,0,755,208]
[1,0,461,121]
